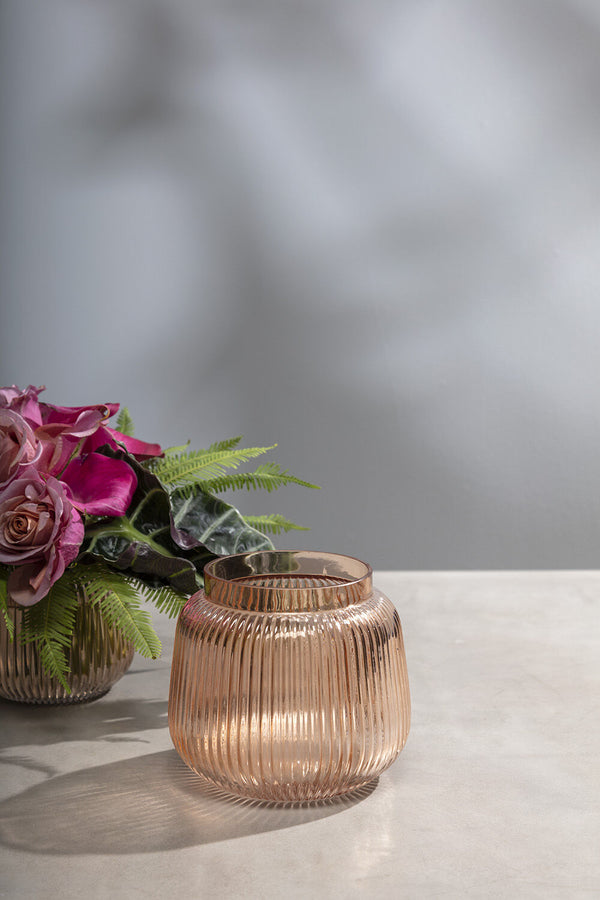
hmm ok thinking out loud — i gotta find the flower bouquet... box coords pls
[0,385,317,696]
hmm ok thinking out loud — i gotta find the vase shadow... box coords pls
[0,749,376,855]
[0,695,169,752]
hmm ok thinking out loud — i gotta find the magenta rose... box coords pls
[39,400,163,461]
[0,386,163,517]
[0,470,84,605]
[0,409,42,485]
[35,401,162,515]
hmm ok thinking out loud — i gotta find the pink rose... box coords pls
[40,401,163,460]
[0,386,163,518]
[0,470,84,605]
[34,411,139,515]
[0,384,44,427]
[0,410,42,485]
[34,401,162,516]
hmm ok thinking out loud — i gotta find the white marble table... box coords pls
[1,572,599,899]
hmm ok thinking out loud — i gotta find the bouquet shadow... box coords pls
[0,749,376,855]
[0,691,169,754]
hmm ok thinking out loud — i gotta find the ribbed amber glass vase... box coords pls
[0,588,135,704]
[168,551,410,802]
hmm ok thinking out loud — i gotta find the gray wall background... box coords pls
[2,0,600,570]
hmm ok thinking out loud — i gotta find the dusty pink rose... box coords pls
[0,386,163,517]
[1,386,163,462]
[0,385,44,427]
[0,410,42,485]
[0,470,84,605]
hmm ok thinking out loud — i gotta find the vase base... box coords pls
[179,764,381,805]
[0,686,112,706]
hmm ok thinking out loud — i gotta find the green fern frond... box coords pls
[152,445,276,487]
[0,572,14,640]
[206,436,242,453]
[243,514,310,535]
[135,581,187,619]
[142,442,189,474]
[115,407,135,436]
[202,463,320,495]
[163,441,191,456]
[81,567,162,659]
[20,571,82,690]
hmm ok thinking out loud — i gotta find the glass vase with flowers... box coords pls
[0,384,317,703]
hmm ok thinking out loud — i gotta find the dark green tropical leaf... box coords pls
[170,485,274,557]
[81,451,200,593]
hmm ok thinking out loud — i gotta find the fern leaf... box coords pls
[202,463,320,495]
[82,568,162,659]
[163,441,191,456]
[115,407,135,436]
[20,572,81,690]
[0,574,14,640]
[152,445,276,487]
[206,436,242,453]
[243,514,310,535]
[136,581,187,619]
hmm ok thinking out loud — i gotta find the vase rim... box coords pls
[203,551,373,612]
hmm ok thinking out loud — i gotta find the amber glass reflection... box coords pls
[169,551,410,802]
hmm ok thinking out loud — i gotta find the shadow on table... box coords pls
[0,749,376,854]
[0,692,169,755]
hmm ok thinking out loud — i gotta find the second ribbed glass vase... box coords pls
[168,551,410,802]
[0,587,135,704]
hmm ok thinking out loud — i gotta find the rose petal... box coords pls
[42,402,118,426]
[103,426,163,459]
[83,426,163,460]
[62,453,137,516]
[8,561,53,606]
[0,385,45,427]
[0,409,41,484]
[0,471,84,605]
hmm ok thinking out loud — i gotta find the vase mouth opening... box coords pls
[203,551,373,612]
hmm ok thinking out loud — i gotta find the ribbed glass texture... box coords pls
[0,589,135,704]
[169,551,410,802]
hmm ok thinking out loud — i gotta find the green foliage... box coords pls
[0,568,14,640]
[151,444,276,487]
[134,580,188,619]
[81,565,162,660]
[170,485,274,556]
[115,407,135,436]
[206,436,243,453]
[201,462,320,495]
[21,570,82,691]
[16,564,174,690]
[82,456,201,594]
[242,514,310,535]
[0,431,318,685]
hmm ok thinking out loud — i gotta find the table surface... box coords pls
[1,571,599,900]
